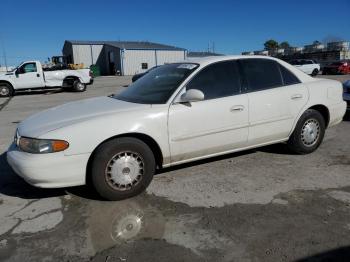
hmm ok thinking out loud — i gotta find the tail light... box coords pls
[89,70,93,77]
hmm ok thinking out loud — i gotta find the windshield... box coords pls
[114,63,198,104]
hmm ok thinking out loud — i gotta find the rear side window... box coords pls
[279,65,301,86]
[240,59,283,92]
[186,61,241,100]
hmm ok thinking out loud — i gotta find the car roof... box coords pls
[181,55,315,83]
[183,55,280,66]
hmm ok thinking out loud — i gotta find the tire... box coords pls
[287,109,326,154]
[322,70,327,75]
[0,83,14,97]
[91,137,156,200]
[72,80,86,92]
[311,69,319,76]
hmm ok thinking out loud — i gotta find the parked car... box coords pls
[322,61,350,75]
[7,56,346,200]
[289,59,320,76]
[131,66,160,82]
[0,61,93,97]
[343,80,350,109]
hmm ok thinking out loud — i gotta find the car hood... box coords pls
[18,96,151,138]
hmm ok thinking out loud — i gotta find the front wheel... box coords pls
[0,83,14,97]
[91,137,156,200]
[287,109,326,154]
[72,80,86,92]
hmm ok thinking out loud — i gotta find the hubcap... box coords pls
[77,82,84,90]
[0,86,9,96]
[105,152,144,191]
[111,212,143,241]
[301,119,320,147]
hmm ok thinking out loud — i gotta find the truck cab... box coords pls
[13,61,45,89]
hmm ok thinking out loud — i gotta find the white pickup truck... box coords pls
[0,61,93,97]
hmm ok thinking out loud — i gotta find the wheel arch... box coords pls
[86,132,164,185]
[307,104,330,127]
[289,104,330,138]
[62,75,81,87]
[0,80,14,89]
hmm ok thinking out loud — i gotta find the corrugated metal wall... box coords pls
[122,49,186,75]
[122,50,157,75]
[72,44,103,68]
[66,43,187,75]
[155,50,186,65]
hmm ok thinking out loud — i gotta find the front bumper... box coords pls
[6,143,90,188]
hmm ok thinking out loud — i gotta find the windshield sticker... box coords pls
[177,64,197,70]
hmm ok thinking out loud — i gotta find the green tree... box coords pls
[279,41,290,49]
[264,39,279,50]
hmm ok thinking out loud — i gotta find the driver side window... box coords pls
[20,63,37,73]
[186,61,241,100]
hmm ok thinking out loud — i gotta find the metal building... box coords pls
[62,40,187,76]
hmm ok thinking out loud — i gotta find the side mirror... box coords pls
[180,89,204,103]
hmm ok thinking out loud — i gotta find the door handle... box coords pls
[37,73,40,77]
[230,105,245,112]
[291,94,303,100]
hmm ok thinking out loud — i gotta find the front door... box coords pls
[15,62,44,89]
[168,60,249,164]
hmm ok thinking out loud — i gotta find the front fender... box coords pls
[0,77,15,89]
[39,106,171,164]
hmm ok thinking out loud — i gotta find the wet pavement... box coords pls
[0,76,350,261]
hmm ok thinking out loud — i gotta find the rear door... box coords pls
[168,60,249,163]
[14,62,44,89]
[239,58,308,146]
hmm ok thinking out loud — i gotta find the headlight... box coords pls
[19,137,69,154]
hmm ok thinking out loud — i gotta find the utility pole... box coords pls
[0,34,8,71]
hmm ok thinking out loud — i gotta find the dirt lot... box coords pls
[0,75,350,262]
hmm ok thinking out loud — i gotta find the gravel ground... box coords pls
[0,75,350,262]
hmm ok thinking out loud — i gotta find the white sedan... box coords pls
[7,56,346,200]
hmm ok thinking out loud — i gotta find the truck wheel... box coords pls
[91,137,156,200]
[311,69,319,76]
[0,83,14,97]
[73,80,86,92]
[287,109,325,154]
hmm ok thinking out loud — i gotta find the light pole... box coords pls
[0,34,8,71]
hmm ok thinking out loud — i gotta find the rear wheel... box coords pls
[91,137,156,200]
[287,109,325,154]
[73,80,86,92]
[311,69,319,76]
[0,83,14,97]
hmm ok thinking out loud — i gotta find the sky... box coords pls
[0,0,349,66]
